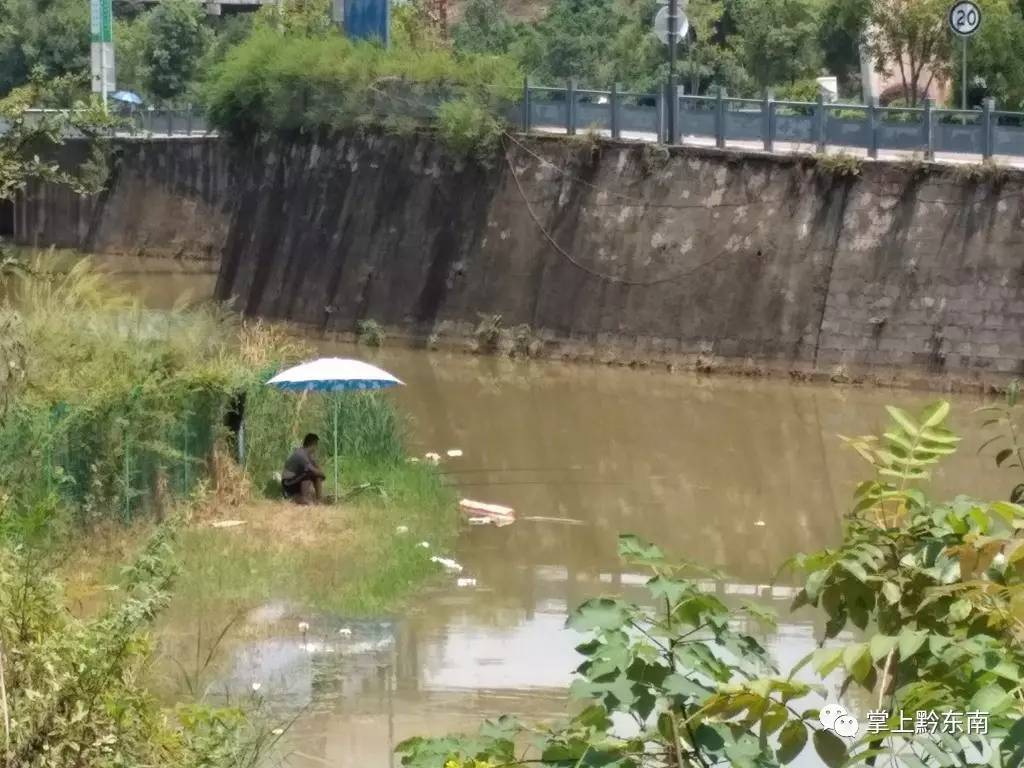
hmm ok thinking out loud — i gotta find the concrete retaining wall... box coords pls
[17,133,1024,384]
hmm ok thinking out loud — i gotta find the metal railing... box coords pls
[517,80,1022,160]
[18,107,213,137]
[19,83,1024,160]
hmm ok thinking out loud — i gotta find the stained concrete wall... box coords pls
[17,133,1024,383]
[15,138,233,262]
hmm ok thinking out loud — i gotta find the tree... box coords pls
[679,0,730,95]
[864,0,951,106]
[507,0,665,92]
[452,0,520,55]
[949,0,1024,110]
[818,0,870,97]
[730,0,824,91]
[140,0,211,103]
[0,0,89,95]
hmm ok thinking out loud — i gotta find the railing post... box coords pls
[672,84,683,144]
[655,88,665,144]
[868,98,879,159]
[983,97,995,160]
[186,104,193,136]
[923,98,934,161]
[815,92,826,152]
[762,90,773,152]
[566,78,577,136]
[522,76,531,132]
[715,88,726,149]
[610,82,620,140]
[166,109,173,136]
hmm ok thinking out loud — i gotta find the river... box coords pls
[106,262,1012,767]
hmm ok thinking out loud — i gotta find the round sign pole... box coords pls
[948,2,982,110]
[962,34,967,111]
[667,0,678,144]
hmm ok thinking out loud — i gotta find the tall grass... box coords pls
[0,253,300,522]
[242,388,406,497]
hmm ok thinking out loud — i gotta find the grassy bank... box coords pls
[0,251,460,763]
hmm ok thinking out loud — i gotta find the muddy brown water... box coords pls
[111,266,1011,767]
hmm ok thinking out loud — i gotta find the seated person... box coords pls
[281,433,326,504]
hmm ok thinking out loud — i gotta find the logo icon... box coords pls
[819,703,859,738]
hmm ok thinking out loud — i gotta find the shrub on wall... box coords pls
[202,28,521,154]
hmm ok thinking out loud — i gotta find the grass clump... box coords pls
[356,318,386,347]
[815,151,863,177]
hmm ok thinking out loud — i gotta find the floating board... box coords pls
[460,501,516,520]
[210,519,247,529]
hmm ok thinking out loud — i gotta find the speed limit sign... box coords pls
[949,1,982,36]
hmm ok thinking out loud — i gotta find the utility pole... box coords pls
[667,0,678,144]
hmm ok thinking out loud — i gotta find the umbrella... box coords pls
[111,90,143,105]
[266,358,404,498]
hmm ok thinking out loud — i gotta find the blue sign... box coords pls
[344,0,390,45]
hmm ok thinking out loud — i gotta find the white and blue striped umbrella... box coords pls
[266,358,404,392]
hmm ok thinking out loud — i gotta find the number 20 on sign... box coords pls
[949,1,982,36]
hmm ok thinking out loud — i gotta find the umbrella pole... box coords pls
[333,396,339,502]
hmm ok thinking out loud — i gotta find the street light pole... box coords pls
[667,0,678,144]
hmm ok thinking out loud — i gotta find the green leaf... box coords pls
[885,405,919,437]
[997,448,1014,467]
[662,674,712,701]
[970,684,1013,714]
[919,427,961,445]
[869,634,897,663]
[617,534,664,564]
[881,581,901,605]
[842,642,871,682]
[949,598,972,622]
[812,647,844,676]
[920,400,950,428]
[812,728,847,768]
[776,720,808,764]
[566,598,630,631]
[805,569,828,601]
[646,575,690,605]
[898,628,929,660]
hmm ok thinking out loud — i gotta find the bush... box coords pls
[436,95,505,157]
[0,521,282,768]
[202,27,521,153]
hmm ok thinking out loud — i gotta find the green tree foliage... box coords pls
[452,0,521,55]
[397,401,1024,767]
[817,0,870,97]
[139,0,212,103]
[864,0,951,106]
[950,0,1024,110]
[0,0,89,95]
[465,0,664,92]
[730,0,824,90]
[202,27,521,153]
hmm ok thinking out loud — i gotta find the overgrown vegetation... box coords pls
[0,521,286,768]
[202,23,519,152]
[398,400,1024,767]
[815,151,863,178]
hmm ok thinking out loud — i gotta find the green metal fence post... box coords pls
[567,78,577,136]
[610,82,621,140]
[522,77,531,132]
[924,98,934,161]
